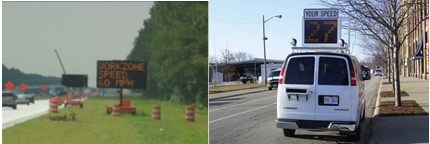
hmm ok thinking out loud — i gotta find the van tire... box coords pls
[283,129,295,137]
[360,108,365,122]
[13,105,17,110]
[268,87,272,90]
[348,125,361,141]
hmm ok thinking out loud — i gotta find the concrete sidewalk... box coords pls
[369,76,429,144]
[209,87,268,100]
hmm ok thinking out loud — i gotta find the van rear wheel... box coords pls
[360,108,365,122]
[348,125,361,141]
[283,129,295,137]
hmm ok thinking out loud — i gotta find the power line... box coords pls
[266,24,290,40]
[210,17,260,24]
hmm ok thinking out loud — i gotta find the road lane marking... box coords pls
[209,96,276,112]
[209,102,276,124]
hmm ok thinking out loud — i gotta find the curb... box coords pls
[368,76,383,144]
[209,89,268,101]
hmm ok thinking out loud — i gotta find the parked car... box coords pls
[374,69,382,76]
[2,91,18,109]
[267,70,281,90]
[276,52,365,141]
[362,71,371,80]
[240,73,254,84]
[16,94,30,105]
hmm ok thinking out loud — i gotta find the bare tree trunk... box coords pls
[388,49,392,83]
[394,40,402,107]
[391,49,395,90]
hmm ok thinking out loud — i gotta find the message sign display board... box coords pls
[302,9,340,47]
[97,61,147,88]
[62,74,88,87]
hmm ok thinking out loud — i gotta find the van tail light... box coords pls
[350,70,356,86]
[279,68,285,84]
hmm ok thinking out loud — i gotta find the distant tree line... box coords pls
[126,2,208,108]
[2,64,61,89]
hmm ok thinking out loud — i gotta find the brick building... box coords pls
[399,0,429,80]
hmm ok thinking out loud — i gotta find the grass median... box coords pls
[2,96,208,144]
[209,84,265,94]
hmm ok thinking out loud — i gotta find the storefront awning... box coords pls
[410,30,424,60]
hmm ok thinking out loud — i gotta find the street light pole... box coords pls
[262,15,282,85]
[263,15,267,85]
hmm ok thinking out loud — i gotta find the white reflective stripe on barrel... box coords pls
[185,115,194,119]
[50,108,58,111]
[112,112,120,115]
[186,110,194,113]
[113,107,121,110]
[152,114,160,117]
[50,103,57,106]
[153,109,160,112]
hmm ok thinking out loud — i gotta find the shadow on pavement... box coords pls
[209,102,232,106]
[210,98,244,101]
[291,134,353,143]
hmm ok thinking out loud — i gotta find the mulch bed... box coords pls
[379,100,428,117]
[380,91,410,98]
[382,82,393,84]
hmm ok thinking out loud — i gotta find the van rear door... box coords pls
[277,56,316,120]
[315,55,352,121]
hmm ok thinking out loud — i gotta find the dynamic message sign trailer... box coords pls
[97,61,147,88]
[62,74,88,87]
[302,9,341,47]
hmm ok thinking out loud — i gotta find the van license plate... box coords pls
[324,96,338,105]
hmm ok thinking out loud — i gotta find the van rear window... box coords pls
[318,57,348,85]
[285,57,315,85]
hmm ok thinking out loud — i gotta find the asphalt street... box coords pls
[2,99,52,129]
[2,97,88,129]
[209,76,380,144]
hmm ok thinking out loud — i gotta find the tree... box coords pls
[319,0,429,107]
[233,51,254,62]
[219,48,235,81]
[209,55,218,64]
[126,2,208,108]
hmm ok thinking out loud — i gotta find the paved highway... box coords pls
[2,96,89,129]
[2,99,53,129]
[209,76,380,144]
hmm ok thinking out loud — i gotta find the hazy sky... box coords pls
[2,2,154,87]
[209,0,366,62]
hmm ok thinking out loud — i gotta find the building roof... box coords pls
[210,58,284,68]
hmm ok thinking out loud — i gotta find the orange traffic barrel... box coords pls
[112,103,121,116]
[185,105,194,122]
[49,98,58,113]
[152,105,160,120]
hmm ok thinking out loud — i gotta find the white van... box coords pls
[276,52,365,141]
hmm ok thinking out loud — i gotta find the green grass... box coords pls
[209,84,265,94]
[34,95,52,100]
[2,97,208,144]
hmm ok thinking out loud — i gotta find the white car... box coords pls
[374,69,382,76]
[276,52,365,141]
[267,70,281,90]
[16,94,30,105]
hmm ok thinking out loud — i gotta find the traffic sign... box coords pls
[41,84,47,91]
[5,81,14,90]
[19,83,27,91]
[62,74,88,87]
[302,9,340,47]
[97,61,147,88]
